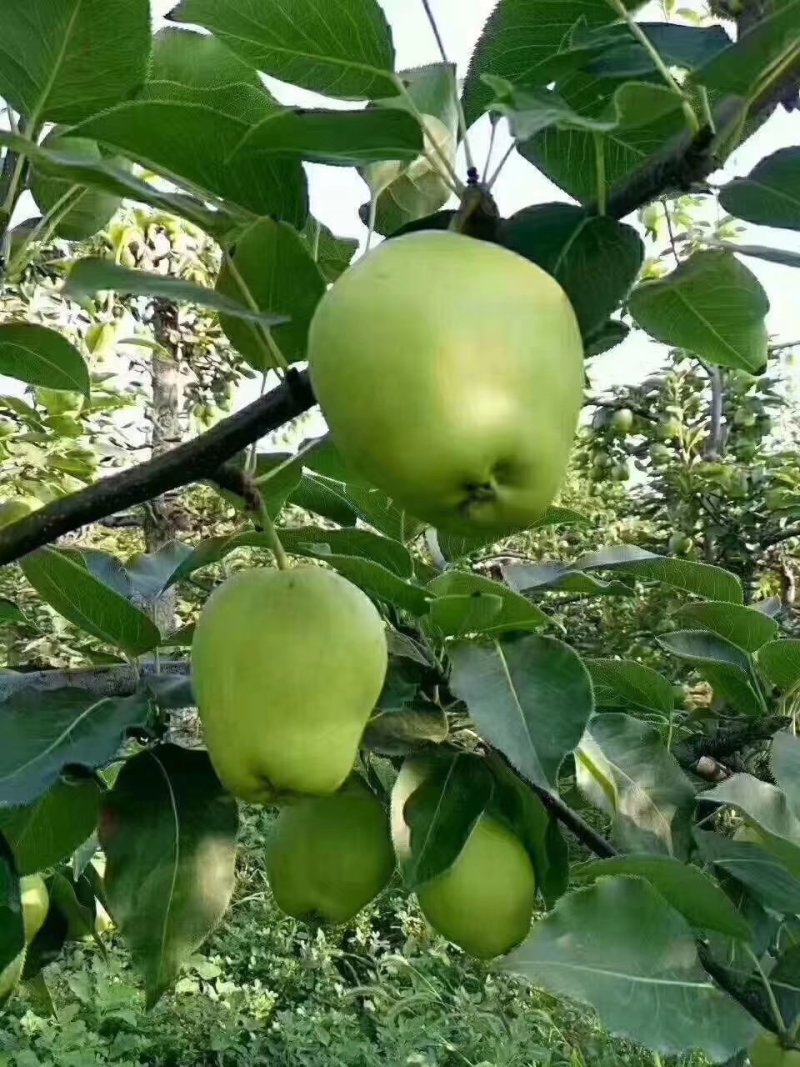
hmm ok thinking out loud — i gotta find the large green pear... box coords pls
[265,776,395,924]
[308,231,584,536]
[417,816,536,959]
[192,567,388,803]
[750,1032,800,1067]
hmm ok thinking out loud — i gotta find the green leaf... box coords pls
[582,22,733,78]
[486,76,619,139]
[0,130,225,237]
[308,554,430,617]
[0,837,24,978]
[342,483,425,543]
[674,601,778,653]
[428,571,549,635]
[403,753,494,889]
[585,659,675,716]
[168,0,397,99]
[503,876,758,1060]
[303,219,358,283]
[0,688,149,806]
[573,854,751,940]
[691,0,800,102]
[100,746,238,1006]
[277,528,412,579]
[21,548,161,656]
[704,774,800,875]
[504,560,634,598]
[462,0,637,126]
[0,0,150,125]
[427,594,504,638]
[125,544,195,602]
[0,778,103,876]
[726,242,800,269]
[658,630,752,673]
[698,828,800,914]
[232,107,423,166]
[363,704,448,755]
[758,638,800,690]
[0,325,89,397]
[629,250,770,373]
[288,473,358,527]
[702,664,764,717]
[75,91,307,225]
[30,132,126,242]
[65,260,289,330]
[571,544,744,602]
[498,205,643,337]
[449,634,594,791]
[216,218,326,370]
[150,25,266,94]
[720,147,800,231]
[577,713,694,856]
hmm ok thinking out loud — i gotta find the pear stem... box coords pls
[257,496,290,571]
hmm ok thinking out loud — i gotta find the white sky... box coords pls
[152,0,800,391]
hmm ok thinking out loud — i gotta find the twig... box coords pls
[0,370,314,568]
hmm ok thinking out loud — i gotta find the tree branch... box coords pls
[0,369,315,568]
[0,661,189,701]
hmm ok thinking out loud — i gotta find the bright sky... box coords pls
[152,0,800,391]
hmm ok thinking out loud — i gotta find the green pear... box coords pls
[308,231,584,536]
[264,776,395,924]
[20,874,49,944]
[192,567,388,803]
[749,1032,800,1067]
[417,816,536,959]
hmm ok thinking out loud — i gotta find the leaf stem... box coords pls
[7,184,85,279]
[481,120,498,184]
[745,943,787,1038]
[418,0,475,174]
[485,142,516,191]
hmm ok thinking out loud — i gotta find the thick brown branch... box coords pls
[0,369,315,567]
[0,661,189,701]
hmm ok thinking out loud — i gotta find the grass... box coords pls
[0,809,702,1067]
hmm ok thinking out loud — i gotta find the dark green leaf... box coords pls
[362,704,448,755]
[0,778,103,876]
[503,876,758,1060]
[697,831,800,915]
[462,0,636,126]
[403,753,493,889]
[658,630,752,674]
[308,554,430,616]
[504,560,635,598]
[303,218,358,282]
[125,544,195,602]
[427,594,504,637]
[577,713,694,856]
[100,745,238,1005]
[0,0,150,125]
[720,147,800,231]
[216,218,325,369]
[691,0,800,101]
[772,732,800,819]
[0,600,25,627]
[674,601,778,653]
[704,774,800,876]
[726,242,800,269]
[21,548,161,656]
[343,483,425,542]
[584,23,732,77]
[0,688,149,806]
[498,204,643,337]
[169,0,397,100]
[65,260,289,330]
[585,319,630,357]
[449,634,593,791]
[428,571,549,634]
[277,527,413,578]
[0,325,89,397]
[574,854,751,940]
[76,91,307,225]
[288,473,358,527]
[629,250,770,373]
[585,659,675,716]
[572,544,744,602]
[233,107,422,166]
[0,130,225,236]
[702,664,764,717]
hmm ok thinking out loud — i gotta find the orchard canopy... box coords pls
[0,0,799,1064]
